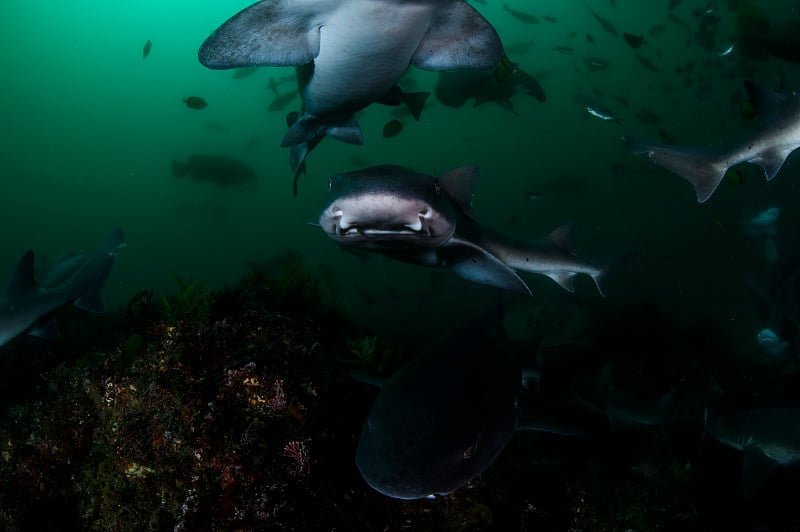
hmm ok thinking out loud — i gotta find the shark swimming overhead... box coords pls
[0,229,125,349]
[198,0,504,193]
[318,165,615,296]
[625,81,800,202]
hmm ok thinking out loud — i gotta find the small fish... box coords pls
[742,207,779,238]
[610,93,630,108]
[268,90,299,112]
[586,33,596,44]
[635,54,661,72]
[183,96,208,110]
[503,4,539,24]
[586,106,620,123]
[623,33,646,49]
[717,44,735,57]
[757,328,788,356]
[541,15,558,23]
[204,121,229,133]
[634,110,663,125]
[171,154,258,187]
[649,24,666,36]
[553,46,575,54]
[505,40,536,55]
[586,7,619,38]
[382,119,404,138]
[585,57,611,72]
[142,39,152,59]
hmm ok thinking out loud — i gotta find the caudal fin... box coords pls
[625,136,727,202]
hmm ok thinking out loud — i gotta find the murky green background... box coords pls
[1,0,799,344]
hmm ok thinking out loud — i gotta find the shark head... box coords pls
[319,165,457,249]
[355,315,519,500]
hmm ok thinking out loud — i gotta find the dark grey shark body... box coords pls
[707,408,800,496]
[356,313,524,499]
[198,0,503,188]
[318,165,611,296]
[0,229,125,348]
[571,366,692,430]
[626,81,800,202]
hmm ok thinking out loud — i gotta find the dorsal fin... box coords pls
[546,223,574,252]
[743,80,788,114]
[3,250,37,297]
[438,166,479,217]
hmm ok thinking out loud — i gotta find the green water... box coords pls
[1,0,798,344]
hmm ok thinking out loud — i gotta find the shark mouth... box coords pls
[331,213,433,238]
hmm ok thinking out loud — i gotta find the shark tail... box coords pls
[71,228,126,313]
[290,143,310,196]
[624,136,727,203]
[281,112,363,147]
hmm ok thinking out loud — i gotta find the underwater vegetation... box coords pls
[0,253,798,531]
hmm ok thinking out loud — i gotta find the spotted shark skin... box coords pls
[626,81,800,202]
[317,165,615,296]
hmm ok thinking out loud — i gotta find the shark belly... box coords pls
[300,2,432,117]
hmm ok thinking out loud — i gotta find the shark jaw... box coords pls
[320,192,455,247]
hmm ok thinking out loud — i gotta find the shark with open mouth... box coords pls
[318,165,616,296]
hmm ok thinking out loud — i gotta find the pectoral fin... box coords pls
[440,238,531,295]
[3,250,37,298]
[199,0,322,68]
[412,2,503,71]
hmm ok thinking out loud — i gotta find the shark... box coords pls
[706,408,800,496]
[318,165,615,296]
[570,365,693,431]
[198,0,504,192]
[0,229,125,348]
[355,309,581,499]
[625,80,800,202]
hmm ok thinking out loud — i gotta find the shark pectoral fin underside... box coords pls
[751,147,793,180]
[411,2,503,71]
[441,238,531,295]
[438,166,478,217]
[3,250,37,298]
[198,0,321,68]
[624,136,726,203]
[741,445,780,497]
